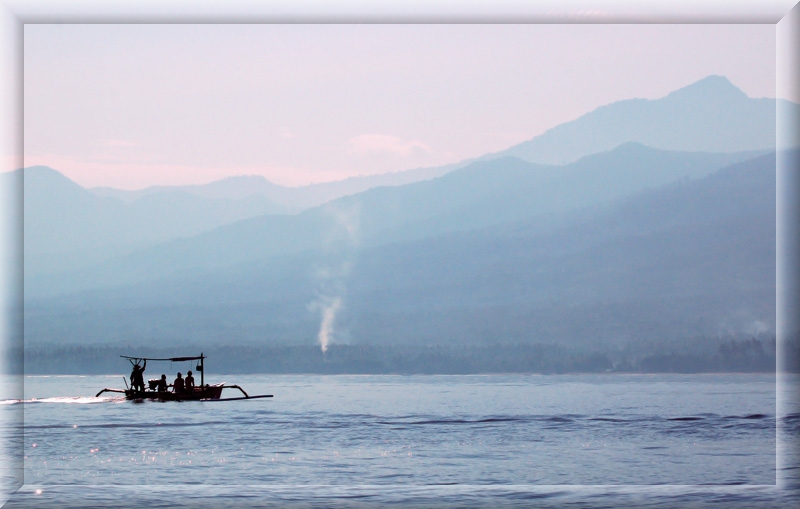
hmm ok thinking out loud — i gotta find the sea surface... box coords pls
[1,373,798,508]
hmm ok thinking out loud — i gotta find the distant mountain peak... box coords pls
[23,165,84,189]
[214,174,275,185]
[664,75,748,101]
[494,74,776,165]
[25,165,63,176]
[608,141,650,152]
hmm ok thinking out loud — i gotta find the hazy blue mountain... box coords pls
[351,143,769,247]
[494,75,794,165]
[24,152,777,349]
[90,163,460,213]
[86,76,792,214]
[18,75,784,367]
[90,175,289,203]
[25,144,767,299]
[343,153,776,347]
[21,74,786,281]
[23,166,289,276]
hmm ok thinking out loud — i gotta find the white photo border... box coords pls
[2,0,798,505]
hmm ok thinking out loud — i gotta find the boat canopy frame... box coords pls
[121,353,205,387]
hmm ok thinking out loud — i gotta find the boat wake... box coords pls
[0,396,125,405]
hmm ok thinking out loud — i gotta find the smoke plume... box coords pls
[316,296,342,353]
[310,202,360,353]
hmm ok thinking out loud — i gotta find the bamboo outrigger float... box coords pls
[95,353,273,402]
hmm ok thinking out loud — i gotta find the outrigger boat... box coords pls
[95,354,273,402]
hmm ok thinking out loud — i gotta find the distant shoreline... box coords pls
[17,371,782,377]
[13,335,794,375]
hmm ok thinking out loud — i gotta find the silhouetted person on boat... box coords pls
[130,360,146,392]
[156,374,168,392]
[173,372,185,394]
[185,370,195,391]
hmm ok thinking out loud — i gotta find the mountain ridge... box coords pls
[23,151,779,349]
[61,75,795,208]
[494,75,788,165]
[24,144,771,298]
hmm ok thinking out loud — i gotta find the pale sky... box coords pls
[23,24,776,189]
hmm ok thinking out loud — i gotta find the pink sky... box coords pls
[24,24,776,189]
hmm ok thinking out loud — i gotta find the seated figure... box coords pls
[156,374,168,392]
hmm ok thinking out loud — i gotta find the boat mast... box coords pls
[200,353,204,387]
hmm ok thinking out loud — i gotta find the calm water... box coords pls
[2,373,798,508]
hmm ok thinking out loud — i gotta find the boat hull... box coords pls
[125,384,224,401]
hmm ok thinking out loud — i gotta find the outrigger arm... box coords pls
[207,394,274,402]
[221,384,249,398]
[95,388,127,397]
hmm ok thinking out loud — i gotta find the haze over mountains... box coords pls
[22,76,787,279]
[16,75,789,372]
[24,150,778,346]
[24,144,769,298]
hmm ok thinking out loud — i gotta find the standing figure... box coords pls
[129,359,146,392]
[185,370,195,391]
[173,372,185,394]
